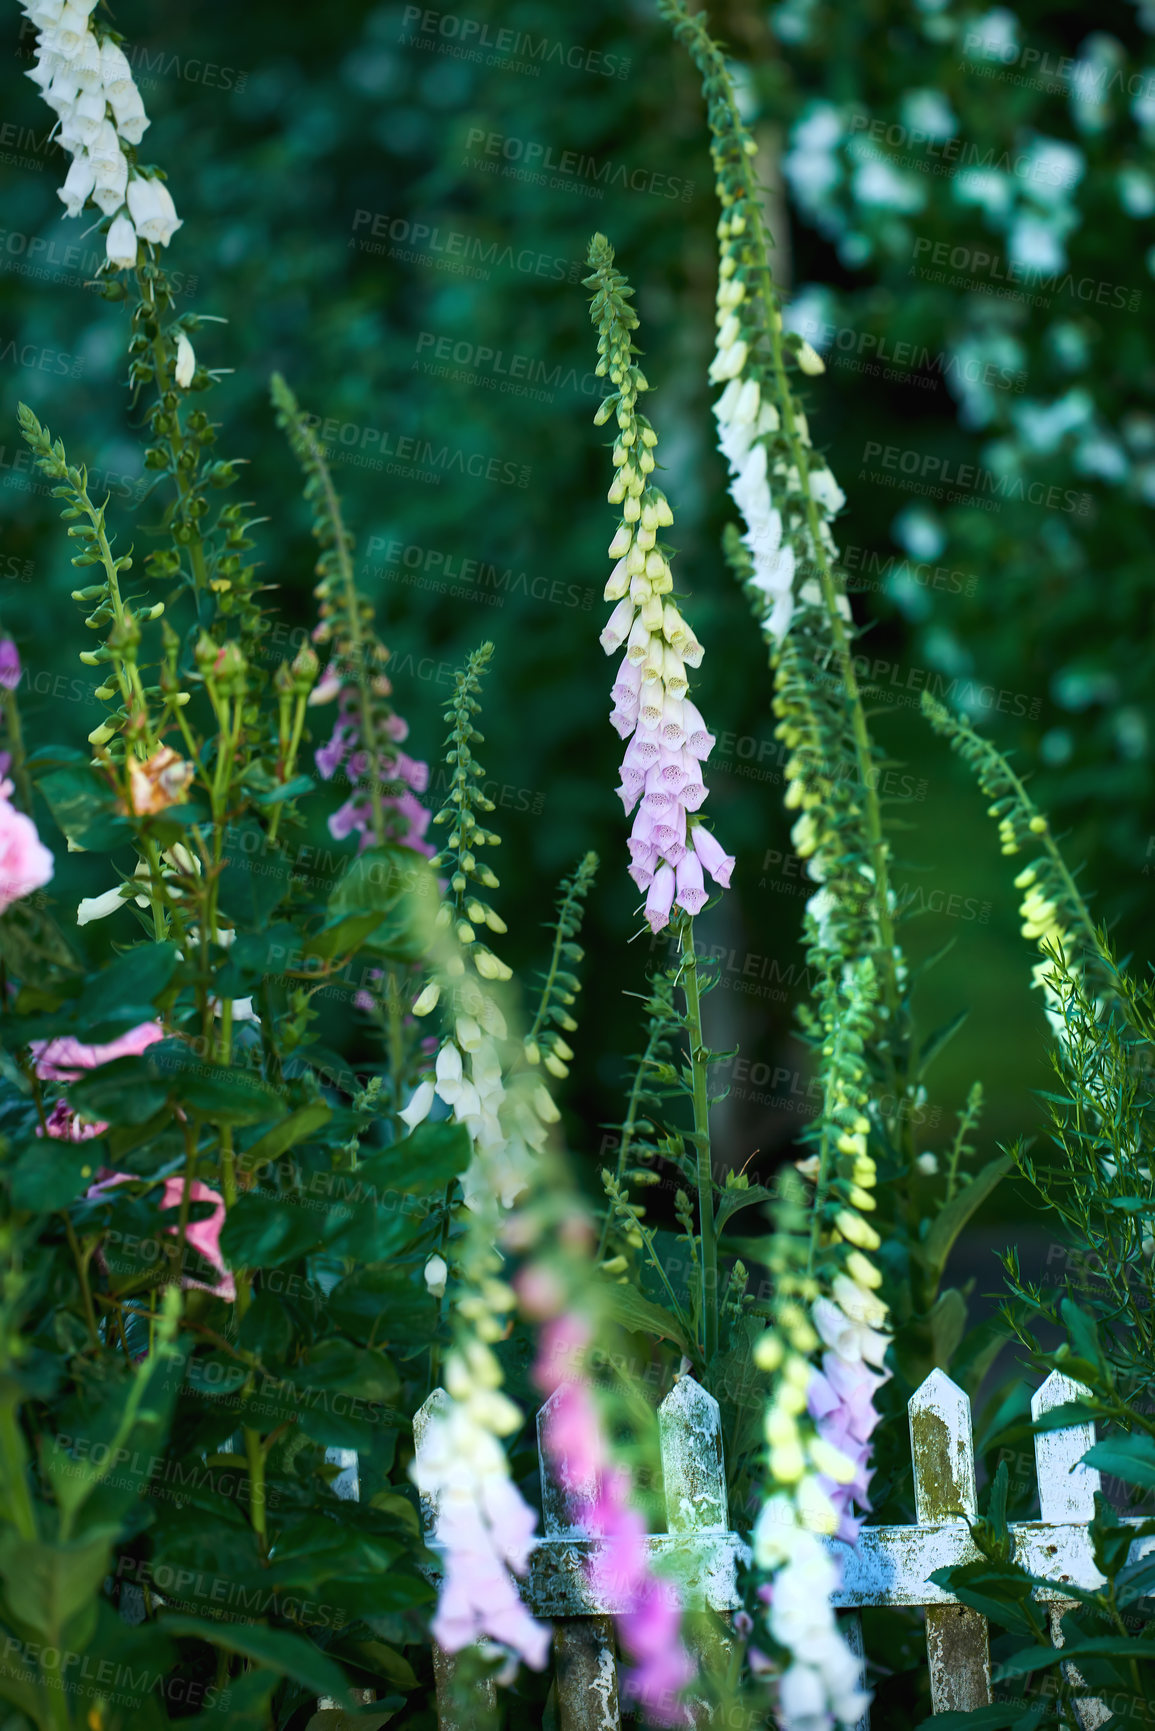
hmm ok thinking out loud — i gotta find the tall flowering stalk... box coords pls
[20,0,180,271]
[655,7,909,1724]
[585,235,734,935]
[921,694,1096,1034]
[271,375,432,856]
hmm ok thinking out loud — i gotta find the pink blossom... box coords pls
[31,1021,163,1081]
[645,863,676,934]
[0,639,20,692]
[675,853,708,916]
[534,1314,696,1726]
[691,825,735,889]
[160,1176,234,1300]
[86,1170,235,1301]
[0,785,54,914]
[41,1099,103,1142]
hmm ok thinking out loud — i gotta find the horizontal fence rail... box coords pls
[405,1367,1154,1728]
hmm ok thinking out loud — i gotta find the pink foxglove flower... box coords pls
[315,682,433,857]
[534,1312,695,1726]
[0,639,20,691]
[0,780,54,914]
[588,242,733,932]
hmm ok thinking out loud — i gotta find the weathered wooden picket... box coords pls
[406,1367,1154,1730]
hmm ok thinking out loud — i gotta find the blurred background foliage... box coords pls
[1,0,1152,1265]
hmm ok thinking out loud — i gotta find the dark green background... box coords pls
[1,0,1151,1262]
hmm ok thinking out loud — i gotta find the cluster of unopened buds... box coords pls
[21,0,181,270]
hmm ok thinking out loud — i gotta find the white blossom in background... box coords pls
[710,281,850,644]
[20,0,181,270]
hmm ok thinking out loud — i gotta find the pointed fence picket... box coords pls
[403,1369,1155,1729]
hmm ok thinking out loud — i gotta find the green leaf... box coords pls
[254,773,314,805]
[335,1637,418,1691]
[1082,1432,1155,1490]
[715,1182,775,1231]
[220,1192,326,1269]
[597,1280,692,1354]
[305,1706,403,1731]
[915,1007,970,1076]
[73,943,180,1030]
[177,1670,279,1731]
[1059,1299,1104,1371]
[35,760,132,851]
[159,1615,352,1705]
[995,1635,1155,1679]
[916,1705,1048,1730]
[928,1560,1039,1636]
[328,1264,437,1353]
[216,820,293,928]
[10,1140,102,1211]
[0,1526,120,1643]
[922,1155,1011,1279]
[237,1102,332,1178]
[352,1121,471,1197]
[150,1041,288,1125]
[67,1054,170,1126]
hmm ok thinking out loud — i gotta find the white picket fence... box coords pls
[402,1367,1154,1730]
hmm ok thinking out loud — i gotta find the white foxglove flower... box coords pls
[105,213,137,270]
[57,153,94,216]
[174,331,196,388]
[126,176,181,245]
[20,2,175,249]
[77,883,140,924]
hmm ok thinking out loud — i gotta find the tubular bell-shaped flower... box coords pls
[584,235,733,931]
[20,1,181,271]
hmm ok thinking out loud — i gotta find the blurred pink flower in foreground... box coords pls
[534,1310,695,1726]
[0,778,54,915]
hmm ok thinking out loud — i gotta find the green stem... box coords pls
[245,1425,268,1554]
[63,1215,99,1351]
[266,692,308,845]
[679,916,717,1363]
[1,689,32,812]
[595,1012,665,1263]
